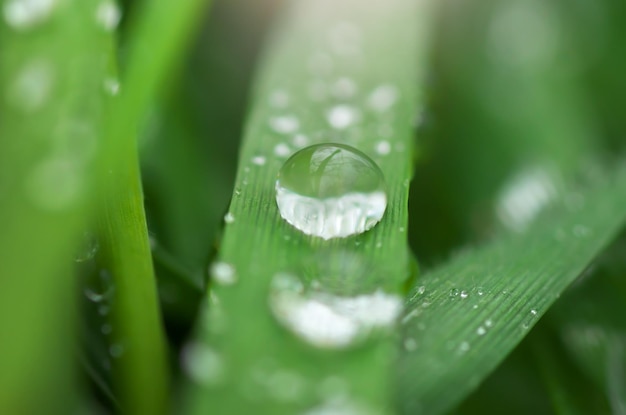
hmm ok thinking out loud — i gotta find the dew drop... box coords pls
[458,341,470,353]
[25,155,84,211]
[209,262,237,286]
[331,77,357,99]
[269,89,289,108]
[268,272,401,349]
[449,288,459,298]
[368,84,398,112]
[251,155,266,166]
[74,231,99,262]
[103,77,120,96]
[460,290,469,299]
[7,60,54,112]
[375,140,391,156]
[292,134,309,148]
[327,105,359,129]
[224,212,235,224]
[181,343,224,385]
[485,319,493,328]
[3,0,58,30]
[275,143,387,239]
[274,143,292,158]
[269,115,299,134]
[404,338,418,351]
[109,343,124,358]
[477,326,486,336]
[95,0,121,31]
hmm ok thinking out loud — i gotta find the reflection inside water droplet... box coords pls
[275,143,387,240]
[268,255,401,349]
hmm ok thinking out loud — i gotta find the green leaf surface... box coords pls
[183,0,432,413]
[397,165,626,414]
[0,1,109,412]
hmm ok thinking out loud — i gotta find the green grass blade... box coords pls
[0,1,109,412]
[183,0,432,413]
[95,0,212,413]
[397,166,626,414]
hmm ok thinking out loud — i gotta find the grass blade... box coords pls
[397,165,626,414]
[0,1,109,412]
[183,0,432,413]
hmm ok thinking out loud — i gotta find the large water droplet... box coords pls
[95,0,121,31]
[275,143,387,239]
[7,60,54,112]
[268,272,401,349]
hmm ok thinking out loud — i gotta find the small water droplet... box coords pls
[251,155,266,166]
[101,324,112,335]
[7,60,54,112]
[269,89,289,108]
[331,77,357,99]
[74,231,99,262]
[269,115,299,134]
[573,225,590,238]
[268,272,401,349]
[3,0,58,30]
[485,319,493,328]
[224,212,235,224]
[98,304,110,316]
[477,287,484,296]
[530,308,538,315]
[458,341,470,353]
[449,288,459,298]
[399,226,405,233]
[95,0,121,31]
[209,262,237,286]
[274,143,292,158]
[477,326,486,336]
[327,105,359,129]
[109,343,124,358]
[292,134,309,148]
[417,285,426,295]
[404,338,418,351]
[275,143,387,239]
[103,77,120,95]
[375,140,391,156]
[460,290,468,299]
[368,84,398,112]
[181,343,224,385]
[25,155,84,211]
[303,396,372,415]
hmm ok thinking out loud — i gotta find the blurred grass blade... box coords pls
[95,0,211,413]
[397,165,626,414]
[183,0,432,413]
[0,1,109,412]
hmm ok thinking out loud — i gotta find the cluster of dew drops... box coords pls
[3,0,121,212]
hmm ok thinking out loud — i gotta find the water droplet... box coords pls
[7,60,54,112]
[98,304,110,316]
[292,134,309,148]
[74,231,99,262]
[458,341,470,353]
[274,143,292,158]
[530,308,538,315]
[374,140,391,156]
[269,89,289,108]
[95,0,121,31]
[103,77,120,95]
[269,115,299,134]
[477,287,485,296]
[485,319,493,328]
[449,288,459,298]
[327,105,359,129]
[368,84,398,112]
[109,343,124,358]
[573,225,590,238]
[251,155,266,166]
[101,323,112,335]
[303,396,372,415]
[331,77,357,99]
[25,155,84,211]
[224,212,235,224]
[404,338,418,351]
[269,272,401,349]
[181,343,224,385]
[3,0,58,30]
[275,143,387,239]
[266,369,306,402]
[477,326,486,336]
[460,290,468,299]
[209,262,237,286]
[417,285,426,295]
